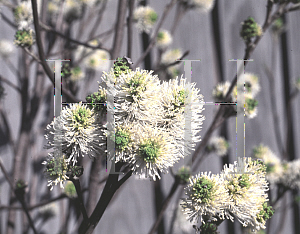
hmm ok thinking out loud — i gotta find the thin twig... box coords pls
[23,47,42,63]
[148,180,180,234]
[170,3,187,35]
[133,0,177,68]
[3,57,22,78]
[71,178,89,222]
[39,22,111,53]
[154,50,190,73]
[0,108,16,154]
[127,0,135,58]
[285,2,300,12]
[0,75,21,93]
[0,194,69,211]
[31,0,54,82]
[78,163,132,234]
[88,0,109,40]
[167,185,185,234]
[0,160,38,234]
[263,64,285,155]
[111,0,128,59]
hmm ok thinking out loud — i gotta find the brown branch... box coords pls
[127,0,135,58]
[170,3,187,35]
[0,160,38,234]
[111,0,128,59]
[0,108,16,154]
[0,75,21,93]
[0,12,17,28]
[31,0,54,83]
[154,50,190,73]
[71,178,88,222]
[78,163,132,234]
[39,22,110,53]
[86,158,103,216]
[88,0,109,40]
[286,2,300,12]
[148,180,180,234]
[263,64,285,155]
[0,194,69,211]
[23,47,42,63]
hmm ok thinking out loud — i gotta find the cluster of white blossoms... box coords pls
[0,40,15,58]
[181,158,274,232]
[206,136,230,157]
[14,0,33,30]
[42,151,70,190]
[43,102,106,190]
[97,58,205,180]
[161,48,183,78]
[212,73,261,119]
[251,144,300,190]
[38,202,59,218]
[161,48,183,65]
[44,102,106,166]
[43,58,205,188]
[279,159,300,190]
[173,201,196,234]
[156,29,173,49]
[133,6,158,33]
[179,0,215,12]
[47,0,97,22]
[74,40,111,71]
[252,144,283,185]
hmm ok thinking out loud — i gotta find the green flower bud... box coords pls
[256,202,274,224]
[139,139,161,163]
[192,177,215,204]
[245,97,258,111]
[14,29,35,47]
[176,166,191,184]
[272,18,284,34]
[199,223,219,234]
[61,63,71,79]
[114,57,132,79]
[240,17,262,42]
[113,128,131,151]
[85,88,107,113]
[64,181,77,198]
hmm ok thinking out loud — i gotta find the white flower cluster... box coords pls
[14,0,33,30]
[156,29,173,49]
[100,62,205,180]
[181,158,273,232]
[48,0,97,22]
[133,6,158,33]
[212,73,261,118]
[252,144,283,185]
[43,60,205,187]
[252,144,300,190]
[206,136,229,157]
[279,159,300,190]
[43,102,106,190]
[179,0,215,12]
[74,40,110,71]
[44,102,106,166]
[161,48,183,78]
[0,40,14,58]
